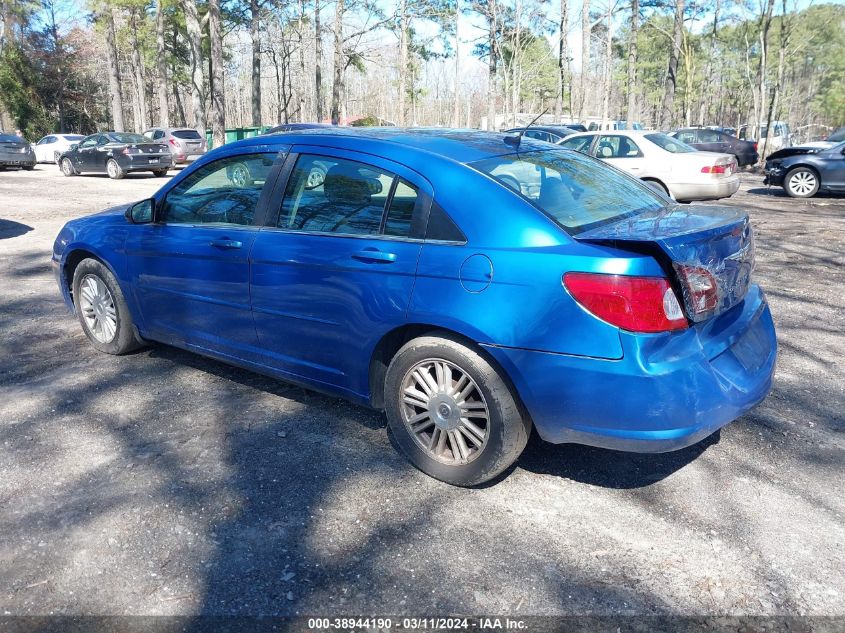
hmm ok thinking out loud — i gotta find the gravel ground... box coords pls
[0,165,843,618]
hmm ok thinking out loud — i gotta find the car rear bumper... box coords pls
[123,155,172,171]
[671,175,740,201]
[0,153,36,167]
[482,284,777,453]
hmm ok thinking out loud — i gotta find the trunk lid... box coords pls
[574,205,754,323]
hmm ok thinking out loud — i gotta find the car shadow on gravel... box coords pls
[0,219,34,239]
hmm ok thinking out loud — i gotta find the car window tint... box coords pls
[79,136,97,148]
[173,129,204,140]
[426,202,466,242]
[384,179,419,237]
[559,136,593,153]
[597,135,641,158]
[277,154,392,236]
[699,130,720,143]
[676,130,697,144]
[161,153,276,227]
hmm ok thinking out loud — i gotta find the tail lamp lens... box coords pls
[674,264,719,317]
[563,272,688,333]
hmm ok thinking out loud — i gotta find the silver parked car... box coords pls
[0,132,36,170]
[142,127,207,165]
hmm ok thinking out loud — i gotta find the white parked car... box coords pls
[558,130,740,201]
[33,134,86,164]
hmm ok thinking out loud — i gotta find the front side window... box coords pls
[559,135,594,153]
[277,155,393,236]
[675,130,697,144]
[596,135,642,158]
[107,132,147,144]
[471,149,665,234]
[699,129,721,143]
[160,153,276,226]
[78,136,98,149]
[645,133,696,153]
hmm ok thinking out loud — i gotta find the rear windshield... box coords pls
[471,150,666,234]
[645,133,696,153]
[173,129,203,140]
[828,127,845,142]
[0,134,22,143]
[107,132,147,144]
[63,135,84,141]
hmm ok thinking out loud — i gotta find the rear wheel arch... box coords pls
[641,177,670,197]
[367,324,533,429]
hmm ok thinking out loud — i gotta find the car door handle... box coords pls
[352,249,397,263]
[210,239,243,249]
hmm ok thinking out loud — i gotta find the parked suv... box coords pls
[670,127,759,167]
[143,127,207,165]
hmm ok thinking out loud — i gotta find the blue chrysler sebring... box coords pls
[52,129,777,485]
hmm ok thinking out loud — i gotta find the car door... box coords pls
[35,136,53,162]
[594,135,647,177]
[73,135,99,171]
[697,129,729,154]
[823,145,845,191]
[559,134,596,155]
[125,149,287,357]
[250,148,430,397]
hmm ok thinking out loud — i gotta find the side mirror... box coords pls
[69,143,78,151]
[126,198,154,224]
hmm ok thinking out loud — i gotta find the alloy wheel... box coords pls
[62,159,73,175]
[400,358,490,465]
[107,160,118,178]
[78,274,117,343]
[231,164,249,187]
[788,171,816,197]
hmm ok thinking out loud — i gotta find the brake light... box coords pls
[674,265,718,318]
[753,142,758,152]
[563,273,687,333]
[169,138,177,146]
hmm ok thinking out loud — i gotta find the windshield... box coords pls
[107,132,148,144]
[828,127,845,142]
[471,150,666,234]
[645,133,696,153]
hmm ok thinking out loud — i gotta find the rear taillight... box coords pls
[563,273,687,333]
[169,138,178,146]
[673,265,718,319]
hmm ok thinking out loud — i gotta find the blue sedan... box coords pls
[52,129,777,486]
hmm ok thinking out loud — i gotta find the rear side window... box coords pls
[426,203,466,242]
[384,179,420,237]
[596,135,642,158]
[173,129,203,140]
[161,153,276,226]
[471,149,664,235]
[645,133,695,153]
[278,154,392,236]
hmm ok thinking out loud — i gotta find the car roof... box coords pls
[564,129,656,137]
[232,127,552,164]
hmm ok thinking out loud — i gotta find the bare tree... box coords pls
[555,0,569,120]
[331,0,344,124]
[624,0,638,128]
[209,0,225,146]
[659,0,684,128]
[103,7,125,131]
[577,0,589,120]
[315,0,324,121]
[184,0,206,134]
[129,8,148,130]
[156,0,169,126]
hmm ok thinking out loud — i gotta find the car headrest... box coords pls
[323,165,372,205]
[599,144,613,158]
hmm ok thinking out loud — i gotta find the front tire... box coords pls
[72,258,142,355]
[784,167,819,198]
[106,158,125,180]
[384,333,530,486]
[61,158,77,176]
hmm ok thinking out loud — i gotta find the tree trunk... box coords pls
[452,0,460,127]
[486,0,497,131]
[103,8,125,132]
[209,0,225,147]
[330,0,344,125]
[250,0,261,127]
[659,0,684,129]
[315,0,323,122]
[184,0,205,135]
[156,0,169,127]
[625,0,638,128]
[698,0,719,126]
[398,0,408,126]
[755,0,775,143]
[578,0,590,120]
[298,0,308,121]
[600,7,612,129]
[555,0,568,121]
[129,9,148,130]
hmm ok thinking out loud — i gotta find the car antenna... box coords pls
[505,108,550,147]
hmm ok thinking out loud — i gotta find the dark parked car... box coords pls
[0,132,36,170]
[670,128,759,166]
[263,122,330,135]
[52,129,776,486]
[764,141,845,198]
[59,132,172,179]
[503,125,578,144]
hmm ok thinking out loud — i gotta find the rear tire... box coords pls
[384,333,530,486]
[106,158,125,180]
[153,169,168,177]
[72,258,143,355]
[23,165,34,171]
[784,167,819,198]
